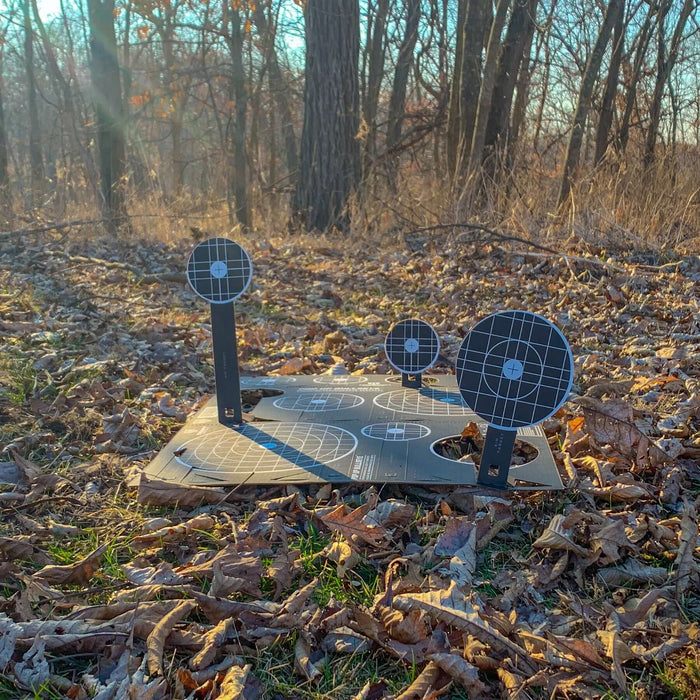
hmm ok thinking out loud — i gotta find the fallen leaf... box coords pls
[146,600,196,676]
[319,503,385,547]
[532,515,589,556]
[34,544,108,586]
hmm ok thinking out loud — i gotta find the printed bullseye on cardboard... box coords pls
[144,238,571,490]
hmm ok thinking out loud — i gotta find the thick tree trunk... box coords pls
[363,0,389,165]
[87,0,128,234]
[253,2,298,184]
[643,0,693,170]
[451,0,490,185]
[293,0,360,233]
[0,50,10,221]
[533,0,557,153]
[509,10,536,148]
[557,0,623,206]
[483,0,537,158]
[446,0,467,177]
[225,5,249,229]
[386,0,421,150]
[22,0,43,207]
[594,0,625,165]
[468,0,511,174]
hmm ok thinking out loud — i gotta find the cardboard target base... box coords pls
[145,375,563,489]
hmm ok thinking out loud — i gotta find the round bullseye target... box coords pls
[187,237,252,304]
[456,311,573,430]
[385,319,440,374]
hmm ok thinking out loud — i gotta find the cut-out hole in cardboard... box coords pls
[240,388,284,413]
[431,434,539,467]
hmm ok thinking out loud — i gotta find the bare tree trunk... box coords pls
[0,49,10,222]
[594,0,625,165]
[468,0,511,174]
[293,0,360,233]
[643,0,693,170]
[533,0,557,153]
[363,0,390,167]
[509,9,536,148]
[446,0,467,177]
[22,0,43,207]
[87,0,128,234]
[386,0,421,150]
[483,0,537,160]
[450,0,490,185]
[224,4,249,229]
[557,0,623,206]
[618,1,656,153]
[253,2,298,184]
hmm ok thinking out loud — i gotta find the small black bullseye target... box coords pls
[385,319,440,375]
[456,310,573,489]
[187,237,252,304]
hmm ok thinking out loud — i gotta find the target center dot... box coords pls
[502,358,524,380]
[260,442,277,450]
[404,338,420,353]
[210,261,228,278]
[387,428,405,435]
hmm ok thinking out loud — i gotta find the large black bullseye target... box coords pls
[187,237,252,304]
[385,319,440,374]
[457,311,573,430]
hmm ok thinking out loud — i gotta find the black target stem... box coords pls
[210,301,243,425]
[477,426,517,489]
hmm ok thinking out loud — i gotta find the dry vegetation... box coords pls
[0,222,698,699]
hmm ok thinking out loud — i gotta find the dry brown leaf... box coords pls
[598,559,668,587]
[146,599,196,676]
[323,540,359,578]
[378,606,428,644]
[532,515,589,557]
[429,652,486,696]
[674,502,699,598]
[320,627,371,654]
[319,502,385,547]
[34,544,108,586]
[294,635,322,681]
[365,499,416,531]
[132,514,215,547]
[189,618,236,670]
[218,663,251,699]
[394,661,441,700]
[393,582,535,668]
[135,472,226,507]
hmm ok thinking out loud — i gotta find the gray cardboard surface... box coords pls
[145,374,563,489]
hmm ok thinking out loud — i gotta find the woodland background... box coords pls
[0,0,698,244]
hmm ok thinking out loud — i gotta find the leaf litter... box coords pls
[0,230,699,698]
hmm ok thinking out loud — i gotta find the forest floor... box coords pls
[0,226,699,700]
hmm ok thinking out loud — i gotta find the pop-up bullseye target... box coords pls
[456,310,573,489]
[187,237,252,425]
[385,319,440,388]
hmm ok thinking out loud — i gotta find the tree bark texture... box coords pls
[484,0,537,156]
[386,0,421,150]
[293,0,361,232]
[225,6,249,228]
[0,50,10,220]
[557,0,623,206]
[253,2,298,184]
[469,0,511,174]
[643,0,694,169]
[446,0,468,177]
[451,0,490,185]
[594,0,625,165]
[363,0,390,164]
[23,0,43,206]
[87,0,128,234]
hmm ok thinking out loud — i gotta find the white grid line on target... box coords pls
[187,238,252,304]
[385,319,440,374]
[272,393,365,412]
[361,422,431,441]
[373,389,473,415]
[456,311,573,429]
[174,422,357,474]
